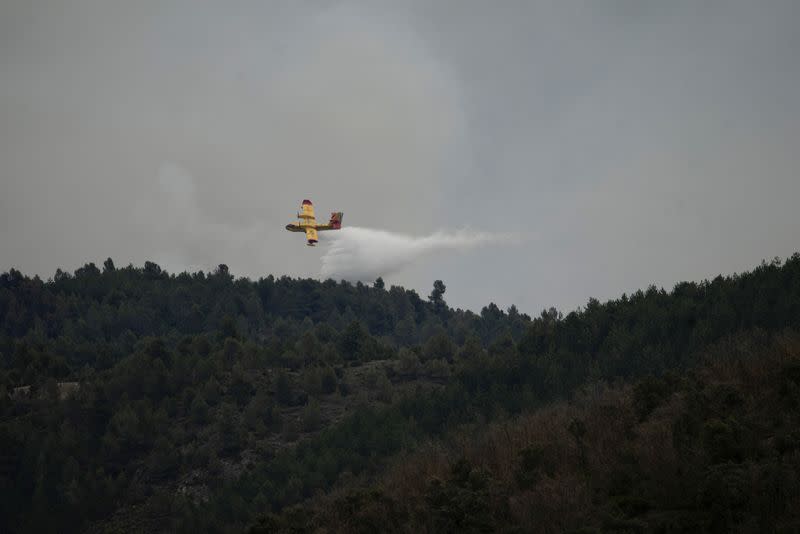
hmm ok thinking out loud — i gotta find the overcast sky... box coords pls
[1,1,799,314]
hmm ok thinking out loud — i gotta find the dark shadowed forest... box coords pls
[2,254,800,532]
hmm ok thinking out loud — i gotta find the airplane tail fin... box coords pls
[329,212,343,229]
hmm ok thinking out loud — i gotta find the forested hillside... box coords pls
[260,331,800,533]
[1,254,800,532]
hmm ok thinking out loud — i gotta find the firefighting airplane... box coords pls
[285,199,343,246]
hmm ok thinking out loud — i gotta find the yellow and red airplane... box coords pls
[285,199,343,246]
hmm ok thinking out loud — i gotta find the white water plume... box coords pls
[320,226,506,282]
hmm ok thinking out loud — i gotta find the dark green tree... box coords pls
[429,280,446,311]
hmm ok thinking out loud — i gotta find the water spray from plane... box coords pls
[320,226,506,283]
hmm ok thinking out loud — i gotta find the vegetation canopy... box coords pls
[1,254,799,532]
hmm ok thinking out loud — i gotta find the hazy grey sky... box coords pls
[1,1,798,314]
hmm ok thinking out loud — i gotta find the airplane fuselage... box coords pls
[285,200,342,246]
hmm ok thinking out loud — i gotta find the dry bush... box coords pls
[573,383,637,483]
[631,393,686,503]
[508,473,592,534]
[459,404,577,484]
[382,441,451,503]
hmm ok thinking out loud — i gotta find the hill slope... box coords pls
[259,331,800,533]
[1,254,799,532]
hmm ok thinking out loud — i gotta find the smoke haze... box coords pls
[320,227,504,283]
[2,2,799,312]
